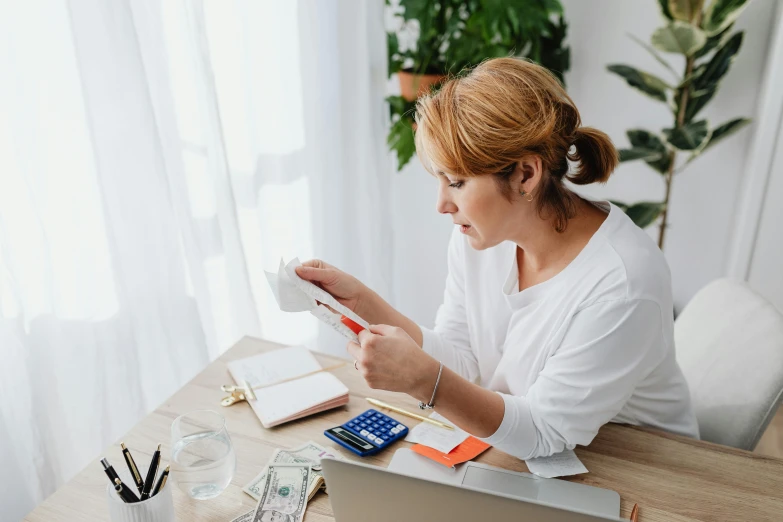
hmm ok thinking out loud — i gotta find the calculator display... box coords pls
[328,427,374,452]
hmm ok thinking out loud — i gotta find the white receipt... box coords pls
[405,412,470,454]
[264,258,369,341]
[525,449,588,479]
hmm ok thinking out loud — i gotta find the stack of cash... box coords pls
[231,441,344,522]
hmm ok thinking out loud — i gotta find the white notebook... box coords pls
[227,346,349,428]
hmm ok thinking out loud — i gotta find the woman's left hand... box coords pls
[347,324,439,395]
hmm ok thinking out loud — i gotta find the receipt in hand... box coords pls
[265,258,370,341]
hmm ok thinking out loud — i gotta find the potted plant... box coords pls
[607,0,753,249]
[386,0,570,170]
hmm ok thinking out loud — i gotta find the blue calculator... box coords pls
[324,409,408,457]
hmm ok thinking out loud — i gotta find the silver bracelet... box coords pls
[419,361,443,410]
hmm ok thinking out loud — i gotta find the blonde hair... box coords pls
[414,57,619,232]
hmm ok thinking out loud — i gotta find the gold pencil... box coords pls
[366,398,455,431]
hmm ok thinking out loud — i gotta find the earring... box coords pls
[519,190,533,202]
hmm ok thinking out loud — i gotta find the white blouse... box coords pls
[420,201,699,460]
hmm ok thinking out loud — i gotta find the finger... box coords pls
[368,324,396,336]
[346,340,362,360]
[357,329,374,346]
[300,259,325,269]
[294,265,332,283]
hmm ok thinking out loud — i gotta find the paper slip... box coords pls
[405,412,469,453]
[525,449,588,478]
[412,436,490,468]
[265,258,369,341]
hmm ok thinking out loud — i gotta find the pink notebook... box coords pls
[227,346,349,428]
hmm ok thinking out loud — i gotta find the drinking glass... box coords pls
[170,410,236,500]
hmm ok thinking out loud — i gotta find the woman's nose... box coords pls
[436,187,457,215]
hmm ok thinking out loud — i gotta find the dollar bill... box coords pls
[243,441,342,501]
[251,464,310,522]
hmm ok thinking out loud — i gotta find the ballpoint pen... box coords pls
[100,458,121,486]
[114,478,140,503]
[121,442,145,495]
[151,465,170,497]
[366,398,455,430]
[140,444,161,501]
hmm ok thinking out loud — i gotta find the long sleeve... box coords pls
[419,230,480,382]
[481,298,667,460]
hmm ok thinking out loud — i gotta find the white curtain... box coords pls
[0,0,391,519]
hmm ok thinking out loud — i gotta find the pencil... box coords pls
[630,503,639,522]
[366,398,455,431]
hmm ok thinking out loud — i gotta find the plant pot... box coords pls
[398,70,446,102]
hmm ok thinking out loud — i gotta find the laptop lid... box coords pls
[321,458,623,522]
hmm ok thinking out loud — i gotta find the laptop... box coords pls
[322,451,623,522]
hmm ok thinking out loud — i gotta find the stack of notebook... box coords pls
[227,346,349,428]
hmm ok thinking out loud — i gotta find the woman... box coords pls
[296,58,699,460]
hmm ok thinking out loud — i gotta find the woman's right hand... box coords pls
[295,259,367,314]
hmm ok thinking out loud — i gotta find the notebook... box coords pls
[227,346,350,428]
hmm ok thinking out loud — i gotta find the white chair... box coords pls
[675,278,783,450]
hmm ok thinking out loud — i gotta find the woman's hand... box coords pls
[348,324,440,396]
[295,259,367,314]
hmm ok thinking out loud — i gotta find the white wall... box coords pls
[389,0,778,323]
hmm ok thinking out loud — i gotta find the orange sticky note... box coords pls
[412,436,491,467]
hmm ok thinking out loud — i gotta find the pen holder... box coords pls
[106,480,175,522]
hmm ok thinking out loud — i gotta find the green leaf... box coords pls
[693,32,743,91]
[607,64,671,102]
[699,117,751,153]
[658,0,674,19]
[676,31,743,122]
[694,23,734,59]
[387,116,416,170]
[663,120,710,150]
[619,147,666,162]
[703,0,749,36]
[684,87,716,122]
[668,0,703,22]
[627,129,672,173]
[628,33,679,79]
[651,21,707,55]
[625,201,667,229]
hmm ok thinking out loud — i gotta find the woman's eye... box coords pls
[449,181,464,189]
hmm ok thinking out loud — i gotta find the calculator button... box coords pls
[367,434,377,441]
[360,429,369,436]
[376,437,385,444]
[391,427,400,434]
[360,422,368,428]
[372,423,379,429]
[396,424,405,430]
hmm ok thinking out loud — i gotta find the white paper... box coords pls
[404,411,470,453]
[228,346,321,387]
[525,449,588,478]
[265,257,369,341]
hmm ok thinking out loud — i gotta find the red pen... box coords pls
[341,315,365,335]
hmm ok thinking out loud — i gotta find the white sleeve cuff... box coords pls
[479,392,538,457]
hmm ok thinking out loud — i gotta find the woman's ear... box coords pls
[514,155,543,194]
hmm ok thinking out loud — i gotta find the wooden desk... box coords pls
[25,337,783,521]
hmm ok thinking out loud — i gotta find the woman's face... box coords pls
[432,165,527,251]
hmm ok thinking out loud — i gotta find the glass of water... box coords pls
[170,410,236,500]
